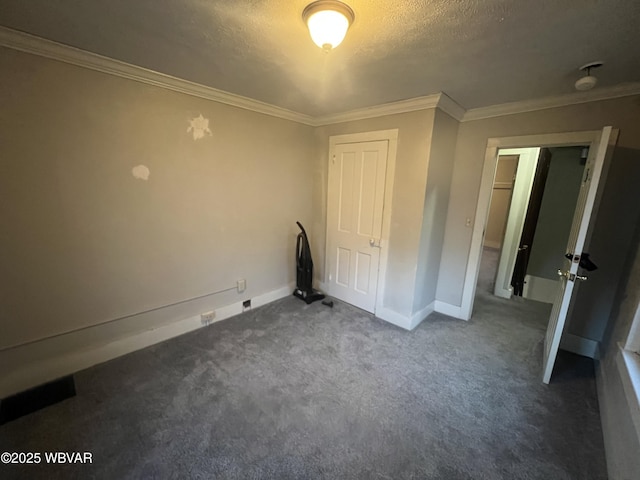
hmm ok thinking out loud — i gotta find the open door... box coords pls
[493,147,540,299]
[542,126,618,384]
[511,148,552,296]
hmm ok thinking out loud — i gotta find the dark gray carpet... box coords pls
[0,258,606,479]
[478,246,501,296]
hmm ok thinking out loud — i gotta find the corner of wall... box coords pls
[412,108,460,314]
[376,301,435,331]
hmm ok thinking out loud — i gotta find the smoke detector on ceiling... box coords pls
[574,62,603,91]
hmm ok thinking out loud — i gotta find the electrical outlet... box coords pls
[237,279,246,293]
[201,310,215,325]
[242,299,251,311]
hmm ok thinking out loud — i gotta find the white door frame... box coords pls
[459,130,604,320]
[325,129,398,314]
[493,147,540,299]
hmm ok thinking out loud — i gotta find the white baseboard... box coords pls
[375,306,413,330]
[494,287,513,300]
[251,284,294,309]
[318,282,410,330]
[434,301,464,319]
[372,302,435,331]
[0,284,293,398]
[321,281,434,331]
[523,274,556,304]
[560,333,600,359]
[409,301,435,330]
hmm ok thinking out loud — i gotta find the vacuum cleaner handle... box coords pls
[296,221,307,236]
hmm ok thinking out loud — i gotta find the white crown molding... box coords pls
[1,26,455,126]
[436,92,466,121]
[313,93,447,126]
[0,26,315,126]
[3,27,640,128]
[462,82,640,122]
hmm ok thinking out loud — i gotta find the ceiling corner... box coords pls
[435,93,466,121]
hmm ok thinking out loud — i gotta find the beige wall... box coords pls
[312,110,435,317]
[0,47,314,350]
[437,96,640,339]
[597,221,640,480]
[412,109,458,313]
[0,45,455,356]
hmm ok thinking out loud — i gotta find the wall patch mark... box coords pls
[188,114,212,140]
[132,165,150,181]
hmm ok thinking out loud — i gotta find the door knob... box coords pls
[369,238,380,248]
[557,270,587,281]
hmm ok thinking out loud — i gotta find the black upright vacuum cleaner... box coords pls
[293,222,326,304]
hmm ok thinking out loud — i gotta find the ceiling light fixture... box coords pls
[574,61,603,91]
[303,0,355,52]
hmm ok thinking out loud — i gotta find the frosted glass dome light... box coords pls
[303,1,355,51]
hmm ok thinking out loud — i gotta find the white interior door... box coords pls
[326,140,388,312]
[493,147,540,299]
[542,126,617,384]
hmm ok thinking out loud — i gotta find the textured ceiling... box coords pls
[1,0,639,116]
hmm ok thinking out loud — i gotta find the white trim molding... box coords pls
[462,83,640,122]
[314,92,465,125]
[560,333,600,359]
[437,93,467,122]
[322,281,434,331]
[3,27,639,128]
[434,301,464,319]
[314,95,440,126]
[492,147,541,300]
[459,130,604,322]
[0,284,293,399]
[410,302,436,330]
[0,26,315,126]
[375,306,414,330]
[375,301,434,331]
[0,27,462,127]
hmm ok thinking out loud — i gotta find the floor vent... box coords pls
[0,376,76,425]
